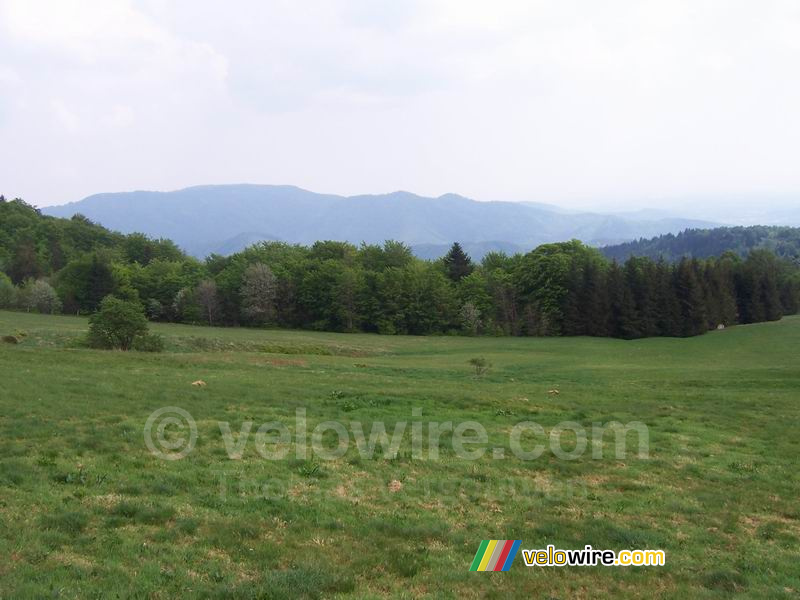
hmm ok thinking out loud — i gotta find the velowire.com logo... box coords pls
[469,540,522,572]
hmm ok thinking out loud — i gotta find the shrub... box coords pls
[87,296,149,351]
[0,273,15,308]
[132,332,165,353]
[468,356,491,377]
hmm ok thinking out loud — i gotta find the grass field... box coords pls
[0,310,798,598]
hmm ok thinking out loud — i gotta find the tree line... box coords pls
[2,196,799,338]
[602,225,800,263]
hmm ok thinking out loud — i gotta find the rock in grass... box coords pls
[2,335,19,344]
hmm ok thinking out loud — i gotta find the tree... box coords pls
[399,262,457,334]
[240,263,277,324]
[19,279,62,314]
[653,260,681,336]
[87,254,115,311]
[606,262,639,339]
[443,242,474,282]
[132,259,202,319]
[8,236,42,284]
[358,240,413,272]
[459,302,482,335]
[516,240,597,335]
[334,266,364,332]
[0,273,15,308]
[749,250,783,322]
[87,296,149,350]
[486,267,520,335]
[146,298,164,321]
[674,258,708,336]
[172,287,201,323]
[580,259,608,336]
[196,280,221,326]
[458,271,493,323]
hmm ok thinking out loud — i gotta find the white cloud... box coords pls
[0,0,799,215]
[50,98,80,132]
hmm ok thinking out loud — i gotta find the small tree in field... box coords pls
[88,296,148,350]
[468,356,491,377]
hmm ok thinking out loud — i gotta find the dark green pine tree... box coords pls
[561,261,585,336]
[623,258,654,337]
[443,242,474,282]
[734,263,760,323]
[653,260,681,336]
[674,258,708,336]
[715,252,741,325]
[607,261,640,339]
[581,260,609,336]
[733,251,782,323]
[750,251,783,322]
[87,254,115,311]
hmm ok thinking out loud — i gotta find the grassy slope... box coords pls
[0,311,798,599]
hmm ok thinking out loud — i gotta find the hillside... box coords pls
[602,225,800,263]
[43,184,718,258]
[1,310,799,597]
[0,197,189,283]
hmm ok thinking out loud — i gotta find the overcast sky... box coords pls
[1,0,799,215]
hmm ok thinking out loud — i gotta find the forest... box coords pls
[2,196,799,339]
[602,225,800,263]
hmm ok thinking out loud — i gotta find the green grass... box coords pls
[0,310,798,598]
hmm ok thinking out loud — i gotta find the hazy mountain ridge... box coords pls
[45,184,719,258]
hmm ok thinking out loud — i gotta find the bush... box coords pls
[0,273,15,308]
[468,357,491,377]
[132,332,165,353]
[87,296,149,351]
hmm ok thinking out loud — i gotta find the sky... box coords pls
[1,0,799,217]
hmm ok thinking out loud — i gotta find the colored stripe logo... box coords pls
[470,540,521,571]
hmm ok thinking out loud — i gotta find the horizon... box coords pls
[20,182,800,227]
[2,1,800,216]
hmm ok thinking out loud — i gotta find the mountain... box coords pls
[601,225,800,263]
[44,184,719,258]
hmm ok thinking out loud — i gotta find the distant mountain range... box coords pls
[44,184,720,259]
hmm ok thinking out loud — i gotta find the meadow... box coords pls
[0,310,798,598]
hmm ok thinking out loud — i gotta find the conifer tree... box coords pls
[674,259,708,336]
[607,261,639,339]
[443,242,474,282]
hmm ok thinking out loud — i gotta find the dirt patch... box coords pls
[265,357,308,367]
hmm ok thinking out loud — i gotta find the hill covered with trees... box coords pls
[43,184,717,258]
[602,225,800,263]
[2,197,799,339]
